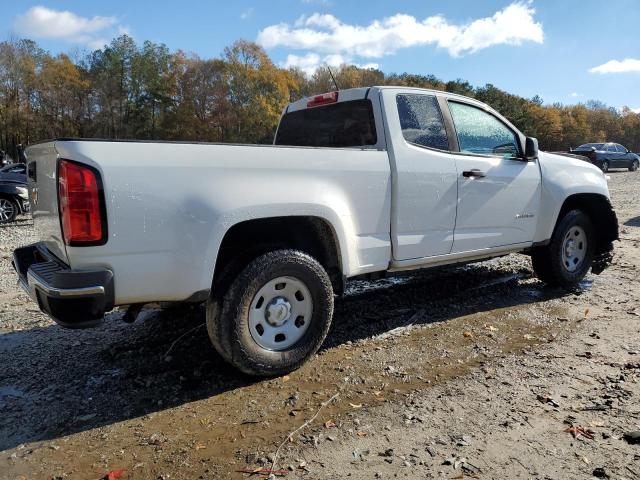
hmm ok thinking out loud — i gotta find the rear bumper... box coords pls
[12,243,114,328]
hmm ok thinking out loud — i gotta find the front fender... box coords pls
[534,152,610,243]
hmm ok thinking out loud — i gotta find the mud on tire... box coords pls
[206,249,334,376]
[531,209,595,290]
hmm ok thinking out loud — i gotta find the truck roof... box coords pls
[286,86,491,114]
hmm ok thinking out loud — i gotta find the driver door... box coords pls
[446,101,541,253]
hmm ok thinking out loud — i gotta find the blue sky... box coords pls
[2,0,640,110]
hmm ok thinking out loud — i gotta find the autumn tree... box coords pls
[36,54,90,138]
[223,40,298,143]
[0,35,637,153]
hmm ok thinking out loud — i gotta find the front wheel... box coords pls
[207,250,334,376]
[600,161,609,173]
[531,209,595,290]
[0,197,18,223]
[629,160,639,172]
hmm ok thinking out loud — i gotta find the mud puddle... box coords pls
[3,296,581,479]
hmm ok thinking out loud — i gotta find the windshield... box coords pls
[0,164,24,173]
[576,143,604,150]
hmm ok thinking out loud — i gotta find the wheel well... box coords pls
[212,216,343,297]
[558,194,619,254]
[0,194,19,209]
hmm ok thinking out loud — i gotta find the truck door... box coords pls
[381,90,459,260]
[445,100,541,253]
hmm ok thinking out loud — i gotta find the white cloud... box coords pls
[14,6,127,49]
[283,52,378,75]
[258,2,543,66]
[570,92,581,98]
[240,8,254,20]
[589,58,640,74]
[632,107,640,114]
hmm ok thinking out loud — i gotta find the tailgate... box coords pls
[25,141,68,264]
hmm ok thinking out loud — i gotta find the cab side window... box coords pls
[396,94,449,151]
[448,101,520,158]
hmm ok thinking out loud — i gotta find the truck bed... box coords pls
[27,139,392,305]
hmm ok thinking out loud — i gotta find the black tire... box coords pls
[0,197,18,223]
[600,161,609,173]
[207,249,334,376]
[531,209,595,290]
[629,160,639,172]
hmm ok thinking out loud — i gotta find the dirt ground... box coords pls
[1,170,639,480]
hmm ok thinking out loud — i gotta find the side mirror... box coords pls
[524,137,538,161]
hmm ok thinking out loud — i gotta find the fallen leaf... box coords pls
[324,419,337,428]
[195,443,206,450]
[349,403,363,409]
[564,426,595,440]
[463,331,473,338]
[484,324,498,331]
[104,470,125,480]
[281,375,290,383]
[357,431,367,437]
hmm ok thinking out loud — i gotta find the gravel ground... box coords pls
[0,171,639,479]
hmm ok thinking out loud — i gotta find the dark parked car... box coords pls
[570,142,640,172]
[0,163,27,181]
[0,165,29,223]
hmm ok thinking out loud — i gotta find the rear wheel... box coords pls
[531,209,595,289]
[600,161,609,173]
[206,249,334,376]
[0,197,18,223]
[629,159,639,172]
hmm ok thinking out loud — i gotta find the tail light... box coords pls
[58,159,107,245]
[307,91,338,108]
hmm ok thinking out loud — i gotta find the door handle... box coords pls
[462,169,486,178]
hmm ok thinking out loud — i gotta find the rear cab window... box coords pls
[396,94,449,151]
[275,99,377,148]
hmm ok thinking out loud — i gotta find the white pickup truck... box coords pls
[13,86,618,375]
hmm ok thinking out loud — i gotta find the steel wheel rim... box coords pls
[248,276,313,351]
[561,226,587,273]
[0,198,15,222]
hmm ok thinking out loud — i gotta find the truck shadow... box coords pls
[0,259,570,451]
